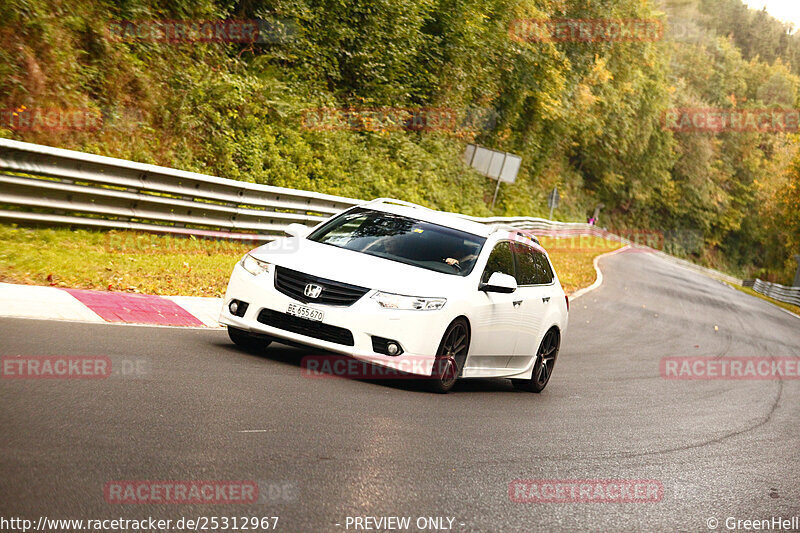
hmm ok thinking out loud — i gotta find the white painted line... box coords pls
[569,245,631,301]
[0,282,104,322]
[238,429,269,433]
[0,282,228,329]
[165,295,224,328]
[775,306,800,321]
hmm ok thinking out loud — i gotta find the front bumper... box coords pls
[219,262,453,377]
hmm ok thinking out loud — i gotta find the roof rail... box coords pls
[363,197,432,210]
[488,223,519,233]
[489,224,540,245]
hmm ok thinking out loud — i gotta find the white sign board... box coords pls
[499,154,521,184]
[463,144,519,184]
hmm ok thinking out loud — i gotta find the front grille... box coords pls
[257,309,355,346]
[274,266,369,306]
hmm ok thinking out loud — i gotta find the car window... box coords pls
[307,207,486,276]
[532,252,554,284]
[512,243,554,285]
[481,242,515,284]
[512,243,537,285]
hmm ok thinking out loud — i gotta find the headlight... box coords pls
[241,254,271,276]
[372,291,446,311]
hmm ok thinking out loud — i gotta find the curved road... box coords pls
[1,250,799,531]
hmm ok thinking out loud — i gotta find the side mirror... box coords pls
[479,272,517,294]
[285,223,311,238]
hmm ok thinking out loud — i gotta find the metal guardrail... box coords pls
[752,279,800,307]
[0,138,360,241]
[0,138,600,241]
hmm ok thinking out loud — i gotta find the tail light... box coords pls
[565,295,569,312]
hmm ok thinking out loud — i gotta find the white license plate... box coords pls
[287,303,324,322]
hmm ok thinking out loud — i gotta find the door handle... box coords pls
[513,300,523,307]
[542,297,550,303]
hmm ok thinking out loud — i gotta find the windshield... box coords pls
[307,208,485,276]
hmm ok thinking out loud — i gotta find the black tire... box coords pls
[228,326,272,352]
[512,328,560,393]
[427,318,470,393]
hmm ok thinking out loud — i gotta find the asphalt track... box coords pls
[1,250,799,532]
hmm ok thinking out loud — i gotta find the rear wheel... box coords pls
[228,326,272,352]
[427,318,470,394]
[512,328,560,393]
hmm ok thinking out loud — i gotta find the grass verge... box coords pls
[0,225,623,297]
[542,236,624,294]
[0,226,252,297]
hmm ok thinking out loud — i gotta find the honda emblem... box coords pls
[304,283,323,299]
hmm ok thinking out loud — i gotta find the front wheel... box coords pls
[228,326,272,352]
[512,328,560,393]
[427,318,470,394]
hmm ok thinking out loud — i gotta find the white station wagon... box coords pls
[220,199,569,392]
